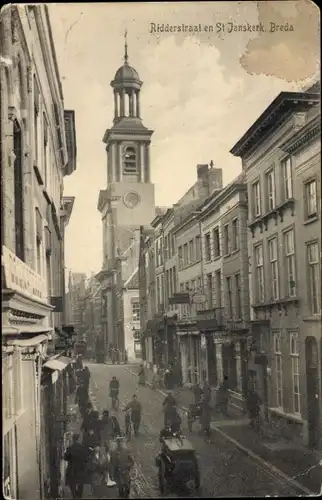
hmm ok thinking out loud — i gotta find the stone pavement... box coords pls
[89,362,308,497]
[130,364,322,495]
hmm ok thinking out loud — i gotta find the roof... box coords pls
[230,91,320,158]
[113,63,141,83]
[124,267,139,289]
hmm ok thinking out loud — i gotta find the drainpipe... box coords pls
[35,347,44,500]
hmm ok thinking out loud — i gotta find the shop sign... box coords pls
[191,294,206,304]
[169,293,190,305]
[2,245,46,303]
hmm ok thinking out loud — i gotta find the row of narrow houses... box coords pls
[139,82,321,451]
[1,6,77,499]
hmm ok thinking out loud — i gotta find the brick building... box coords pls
[1,5,76,499]
[230,87,321,449]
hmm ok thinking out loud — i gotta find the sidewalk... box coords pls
[220,424,322,495]
[131,365,322,495]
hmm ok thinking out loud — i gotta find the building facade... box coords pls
[96,38,155,359]
[1,5,76,499]
[231,88,321,448]
[198,174,250,409]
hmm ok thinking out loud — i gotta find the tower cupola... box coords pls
[111,31,142,121]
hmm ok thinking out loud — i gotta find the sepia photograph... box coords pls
[1,1,321,499]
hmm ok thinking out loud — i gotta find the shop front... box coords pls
[42,355,73,499]
[2,245,54,500]
[176,320,201,386]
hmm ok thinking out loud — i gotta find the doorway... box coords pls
[305,336,320,449]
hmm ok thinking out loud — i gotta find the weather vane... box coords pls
[124,29,128,64]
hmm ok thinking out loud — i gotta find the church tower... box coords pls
[97,33,155,360]
[99,33,155,267]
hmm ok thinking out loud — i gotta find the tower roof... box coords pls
[113,64,140,83]
[112,30,141,86]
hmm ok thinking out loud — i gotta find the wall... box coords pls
[16,358,40,499]
[123,289,140,360]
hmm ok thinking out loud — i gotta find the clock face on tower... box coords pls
[123,191,140,209]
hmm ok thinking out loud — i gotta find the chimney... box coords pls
[196,164,209,180]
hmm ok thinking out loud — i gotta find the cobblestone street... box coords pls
[85,363,303,498]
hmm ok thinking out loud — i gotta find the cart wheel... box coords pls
[195,466,201,491]
[158,460,168,495]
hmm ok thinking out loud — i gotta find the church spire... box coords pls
[124,29,128,65]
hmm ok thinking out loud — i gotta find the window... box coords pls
[173,266,177,293]
[304,179,317,219]
[254,244,265,303]
[206,273,213,308]
[235,342,242,393]
[35,208,42,275]
[161,275,165,306]
[284,229,296,297]
[266,169,276,211]
[290,332,300,414]
[226,276,232,318]
[196,277,201,292]
[189,239,195,263]
[205,233,211,261]
[3,354,13,421]
[268,237,279,300]
[164,237,168,261]
[178,246,183,269]
[282,157,293,200]
[195,235,201,261]
[232,218,239,251]
[223,224,229,255]
[215,270,222,308]
[235,274,242,318]
[171,235,175,257]
[183,243,188,266]
[252,180,261,217]
[307,242,320,314]
[132,301,140,321]
[13,350,23,414]
[43,113,48,186]
[213,227,220,258]
[274,332,283,408]
[14,121,25,261]
[123,146,137,174]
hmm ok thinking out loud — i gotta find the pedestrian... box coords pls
[200,399,212,443]
[75,383,89,419]
[87,444,111,498]
[246,387,262,430]
[138,364,146,386]
[217,375,229,416]
[123,394,142,436]
[192,382,203,405]
[164,367,171,390]
[110,437,135,498]
[162,392,177,427]
[82,366,91,392]
[100,410,114,447]
[64,433,88,499]
[83,411,101,451]
[202,379,212,405]
[82,402,95,433]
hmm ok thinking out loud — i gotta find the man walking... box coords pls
[64,433,88,499]
[75,383,89,419]
[123,394,142,436]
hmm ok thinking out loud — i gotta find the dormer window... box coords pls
[123,146,137,174]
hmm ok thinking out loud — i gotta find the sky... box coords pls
[48,1,320,276]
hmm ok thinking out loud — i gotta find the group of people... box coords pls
[65,366,136,498]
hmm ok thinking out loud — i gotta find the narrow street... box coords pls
[87,363,301,498]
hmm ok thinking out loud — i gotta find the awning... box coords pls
[8,332,52,346]
[43,356,70,372]
[2,325,53,338]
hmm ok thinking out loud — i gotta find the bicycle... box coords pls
[124,409,132,441]
[110,391,119,410]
